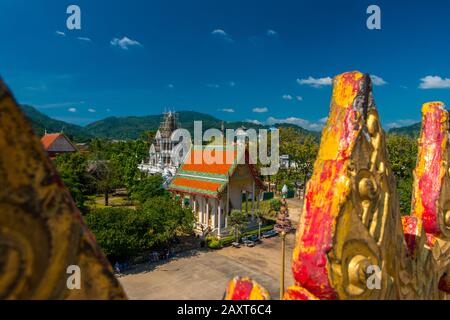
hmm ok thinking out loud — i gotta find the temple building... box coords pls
[138,111,182,180]
[168,145,265,238]
[40,132,77,158]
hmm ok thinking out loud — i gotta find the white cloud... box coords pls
[297,76,332,88]
[106,108,111,112]
[168,84,175,88]
[25,84,47,92]
[111,36,142,50]
[206,83,220,88]
[68,107,77,113]
[211,29,233,42]
[245,115,327,131]
[56,31,65,37]
[252,107,268,113]
[386,119,418,129]
[370,75,387,86]
[88,108,96,113]
[246,119,263,125]
[283,94,303,101]
[211,29,227,36]
[419,75,450,89]
[77,37,92,42]
[265,116,324,131]
[267,29,278,37]
[219,108,235,113]
[229,81,236,87]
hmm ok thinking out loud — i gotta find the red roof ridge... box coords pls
[40,132,78,152]
[41,133,64,150]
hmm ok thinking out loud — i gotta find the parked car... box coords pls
[248,235,260,243]
[262,229,278,238]
[245,240,255,247]
[232,242,241,248]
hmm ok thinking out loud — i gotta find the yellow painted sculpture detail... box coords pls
[0,79,126,299]
[226,71,450,300]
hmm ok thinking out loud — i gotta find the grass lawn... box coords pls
[85,194,137,210]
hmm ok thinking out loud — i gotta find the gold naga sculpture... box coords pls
[226,71,450,300]
[0,79,126,299]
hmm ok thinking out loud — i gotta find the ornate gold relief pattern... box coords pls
[226,71,450,300]
[0,79,126,299]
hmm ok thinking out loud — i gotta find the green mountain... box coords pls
[84,111,223,140]
[20,105,320,142]
[85,110,320,140]
[388,122,421,137]
[20,105,93,142]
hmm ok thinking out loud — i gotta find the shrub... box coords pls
[208,239,222,250]
[219,224,275,247]
[270,199,282,212]
[219,236,235,247]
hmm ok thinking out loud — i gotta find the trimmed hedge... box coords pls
[217,224,275,247]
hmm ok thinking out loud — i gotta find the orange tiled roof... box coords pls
[41,133,63,150]
[180,149,238,175]
[168,146,242,197]
[171,177,223,192]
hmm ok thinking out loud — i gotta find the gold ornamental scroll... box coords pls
[0,78,126,300]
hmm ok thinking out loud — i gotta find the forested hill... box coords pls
[388,122,421,137]
[21,106,320,141]
[20,105,93,142]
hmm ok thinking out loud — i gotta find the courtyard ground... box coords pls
[118,196,304,300]
[119,232,297,300]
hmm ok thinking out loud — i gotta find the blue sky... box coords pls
[1,0,450,130]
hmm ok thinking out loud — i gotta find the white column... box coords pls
[206,201,209,228]
[202,198,206,225]
[252,181,255,214]
[214,200,218,229]
[193,197,197,226]
[245,191,248,213]
[200,197,204,225]
[218,203,222,237]
[226,185,230,228]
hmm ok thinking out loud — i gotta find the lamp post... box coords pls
[275,199,291,300]
[281,184,288,199]
[280,230,286,299]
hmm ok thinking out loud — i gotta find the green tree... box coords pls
[140,196,195,243]
[131,175,166,205]
[85,207,156,261]
[89,139,149,190]
[229,210,248,242]
[55,152,92,211]
[85,197,194,261]
[277,128,318,192]
[88,160,119,206]
[386,134,418,215]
